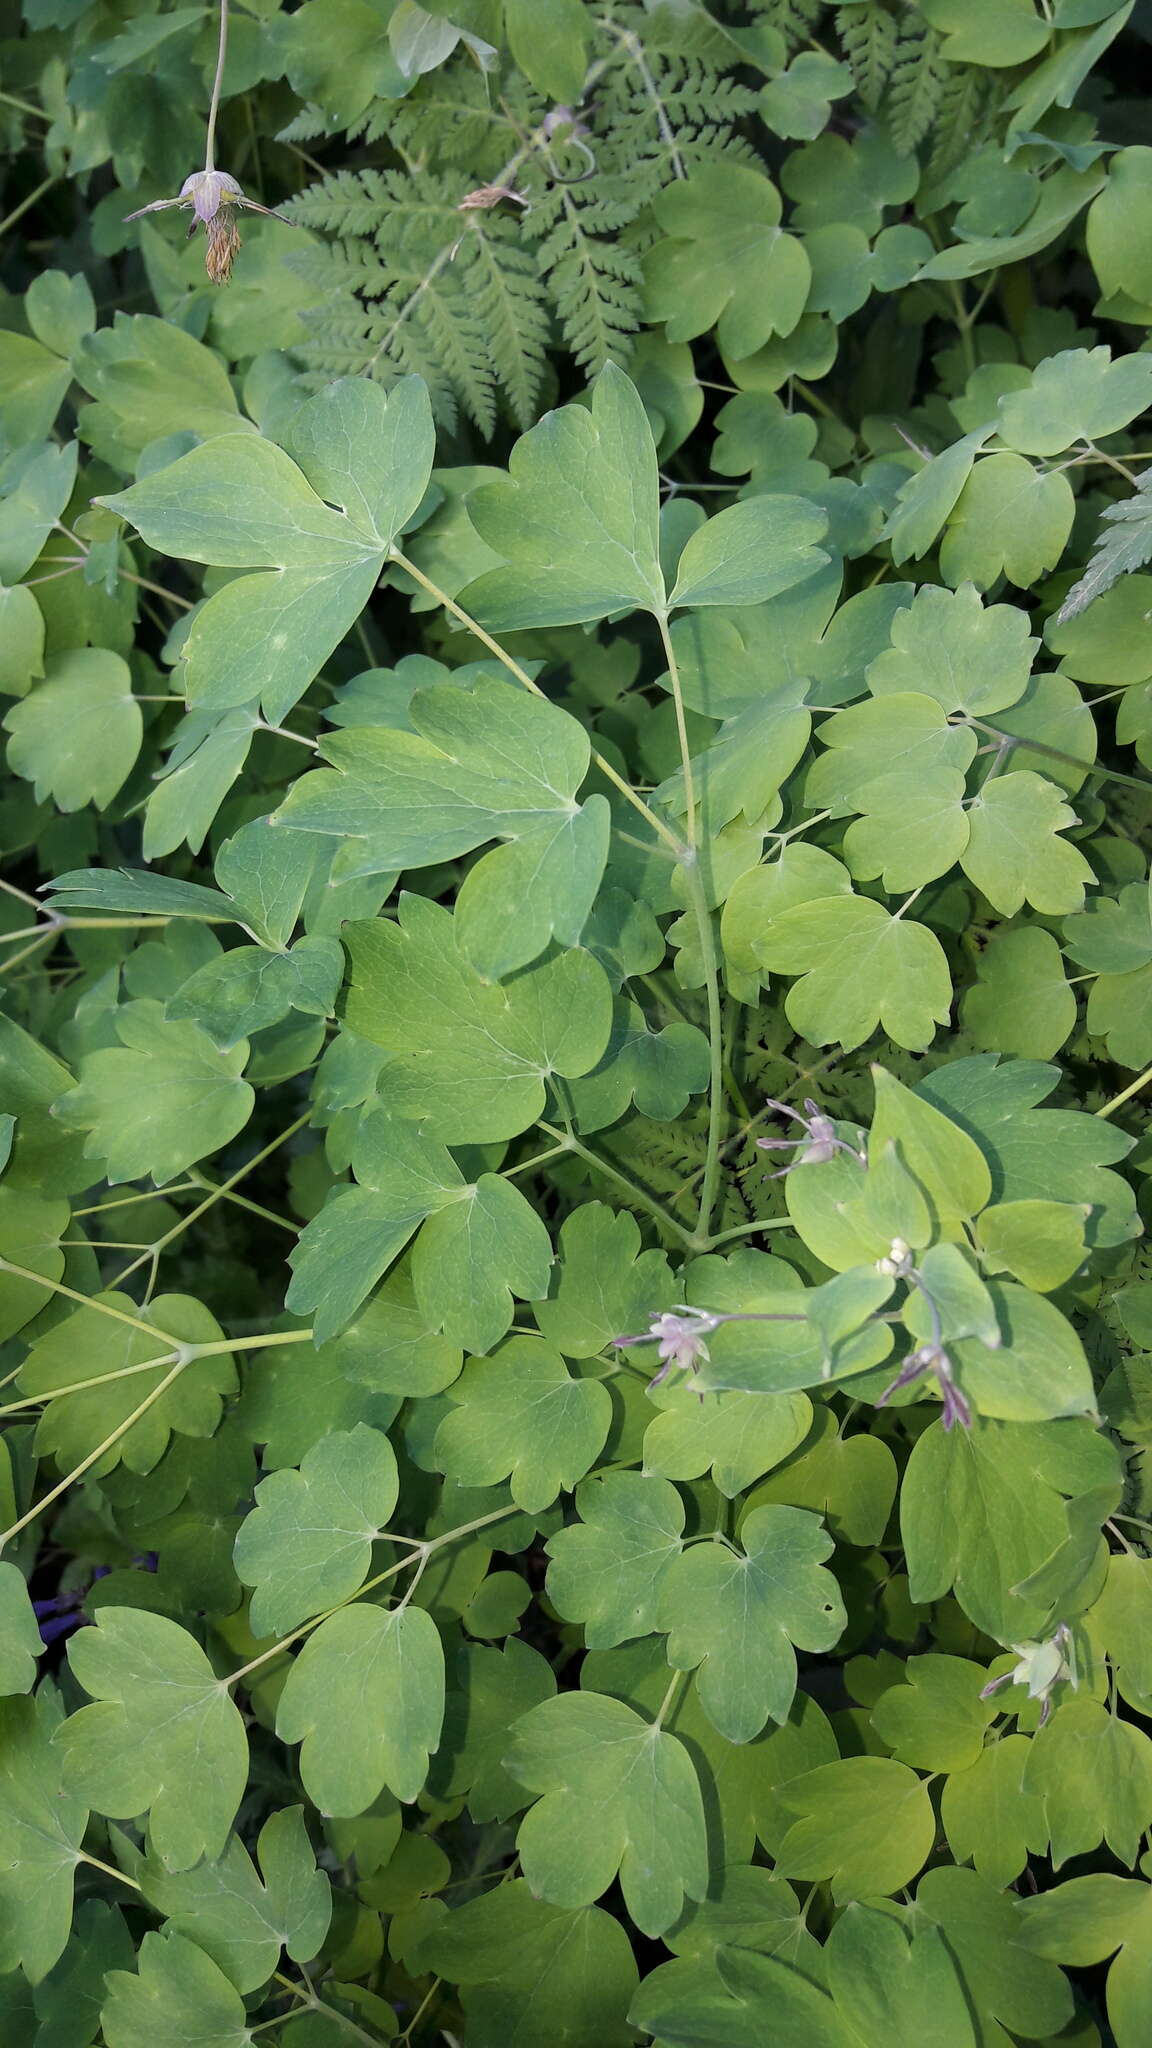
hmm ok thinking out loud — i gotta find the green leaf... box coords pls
[234,1424,399,1636]
[961,772,1093,916]
[0,584,45,698]
[1088,1552,1152,1703]
[432,1640,557,1820]
[1024,1697,1152,1867]
[412,1880,638,2048]
[58,1610,248,1871]
[100,1930,252,2048]
[461,366,665,629]
[900,1415,1120,1641]
[166,935,344,1049]
[139,1807,331,1994]
[920,0,1050,63]
[667,495,828,611]
[775,1755,935,1901]
[504,0,588,103]
[752,890,953,1051]
[658,1504,844,1742]
[280,672,609,977]
[996,345,1152,457]
[914,1867,1074,2041]
[545,1472,686,1649]
[940,1733,1046,1888]
[0,1563,39,1696]
[825,1905,978,2048]
[1088,145,1152,303]
[643,1386,812,1501]
[746,1408,898,1547]
[533,1202,675,1359]
[285,374,435,546]
[433,1336,611,1512]
[865,582,1035,716]
[870,1655,995,1773]
[277,1601,445,1812]
[868,1066,992,1238]
[411,1175,554,1354]
[629,1946,854,2048]
[54,1001,253,1185]
[343,894,613,1141]
[645,165,811,360]
[976,1199,1089,1292]
[19,1291,236,1476]
[940,454,1075,590]
[0,1692,87,1984]
[4,649,141,812]
[0,443,77,585]
[1087,962,1152,1067]
[43,866,237,926]
[506,1690,708,1936]
[962,927,1076,1059]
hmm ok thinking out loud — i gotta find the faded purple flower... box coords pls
[757,1098,867,1177]
[615,1306,722,1384]
[877,1341,972,1431]
[123,170,295,282]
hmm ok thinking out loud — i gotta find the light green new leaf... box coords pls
[962,927,1076,1059]
[961,772,1093,916]
[643,1385,812,1500]
[1024,1698,1152,1867]
[747,1408,898,1548]
[344,894,613,1141]
[775,1756,936,1901]
[545,1472,685,1649]
[868,1067,992,1238]
[19,1291,235,1476]
[941,1734,1046,1888]
[140,1807,331,1995]
[234,1424,399,1637]
[645,164,811,359]
[667,494,828,610]
[100,1930,251,2048]
[996,346,1152,457]
[0,1693,87,1984]
[753,893,953,1051]
[1089,1552,1152,1703]
[866,582,1035,716]
[58,1609,248,1871]
[433,1337,611,1513]
[460,366,665,629]
[976,1199,1088,1293]
[870,1655,995,1774]
[658,1505,845,1743]
[934,1280,1095,1423]
[533,1202,675,1359]
[805,691,978,812]
[4,647,141,813]
[940,454,1075,589]
[506,1690,708,1936]
[0,1564,40,1696]
[412,1176,554,1355]
[276,1602,445,1812]
[54,1000,253,1185]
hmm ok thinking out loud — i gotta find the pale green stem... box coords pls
[112,1113,309,1285]
[204,0,229,173]
[536,1120,694,1247]
[1097,1065,1152,1118]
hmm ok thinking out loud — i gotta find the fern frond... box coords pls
[1057,470,1152,622]
[745,0,827,54]
[456,225,550,428]
[535,210,643,374]
[885,14,950,156]
[927,64,992,180]
[837,1,899,111]
[275,102,337,145]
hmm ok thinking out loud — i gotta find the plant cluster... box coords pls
[4,0,1152,2043]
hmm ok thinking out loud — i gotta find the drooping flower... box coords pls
[614,1306,722,1383]
[980,1624,1077,1726]
[877,1340,972,1431]
[757,1097,867,1177]
[123,170,295,283]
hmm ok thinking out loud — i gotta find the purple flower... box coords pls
[615,1306,721,1384]
[757,1098,867,1177]
[877,1342,972,1431]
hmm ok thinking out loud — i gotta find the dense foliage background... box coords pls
[4,0,1152,2041]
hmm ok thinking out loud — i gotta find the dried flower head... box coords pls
[456,183,531,214]
[123,169,295,284]
[757,1098,867,1178]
